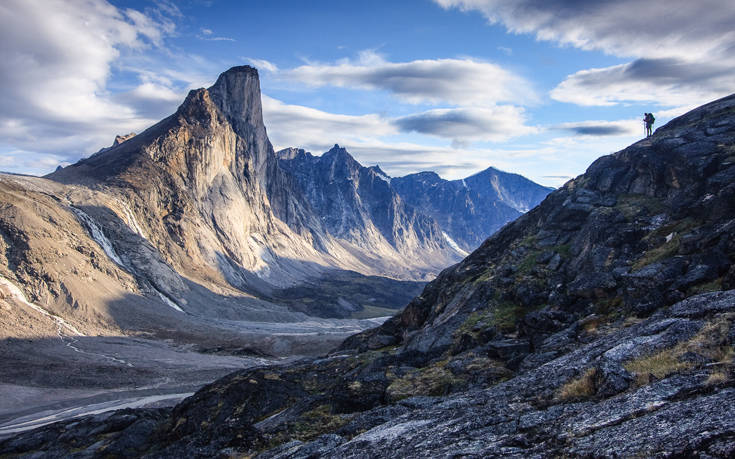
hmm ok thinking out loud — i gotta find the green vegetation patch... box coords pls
[263,405,352,451]
[594,296,624,318]
[624,347,692,386]
[517,252,539,275]
[554,243,572,259]
[492,300,529,333]
[687,278,723,296]
[291,405,350,441]
[386,364,464,402]
[632,234,680,271]
[455,310,494,337]
[615,194,667,220]
[644,218,698,243]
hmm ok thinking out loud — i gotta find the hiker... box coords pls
[644,112,655,137]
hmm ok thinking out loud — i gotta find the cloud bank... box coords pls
[283,51,537,106]
[0,0,184,173]
[436,0,735,108]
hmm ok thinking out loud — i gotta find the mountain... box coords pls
[0,66,463,337]
[6,92,734,456]
[277,146,459,261]
[391,167,553,251]
[277,147,552,255]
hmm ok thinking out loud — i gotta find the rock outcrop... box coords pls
[4,87,734,457]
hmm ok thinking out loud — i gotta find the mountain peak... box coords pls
[113,133,136,147]
[276,147,309,161]
[368,164,389,178]
[207,65,264,139]
[325,144,346,155]
[321,144,356,164]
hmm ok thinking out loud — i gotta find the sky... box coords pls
[2,1,734,187]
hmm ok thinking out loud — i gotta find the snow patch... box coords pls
[72,207,183,313]
[115,198,147,239]
[442,231,469,256]
[71,207,124,266]
[461,179,467,189]
[156,290,185,313]
[375,170,391,183]
[248,233,275,278]
[0,275,84,336]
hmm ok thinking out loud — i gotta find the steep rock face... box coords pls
[277,146,458,270]
[391,167,552,251]
[5,93,735,457]
[49,67,327,292]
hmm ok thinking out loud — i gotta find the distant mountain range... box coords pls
[277,145,552,254]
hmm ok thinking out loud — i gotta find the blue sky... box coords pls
[2,0,734,186]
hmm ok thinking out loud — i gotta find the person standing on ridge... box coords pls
[644,112,655,137]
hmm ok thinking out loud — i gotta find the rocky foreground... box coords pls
[2,92,735,457]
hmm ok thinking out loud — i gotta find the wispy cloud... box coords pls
[263,96,537,150]
[282,51,538,106]
[0,0,218,172]
[0,149,72,176]
[261,95,398,151]
[550,58,735,108]
[394,106,537,143]
[497,46,512,56]
[555,119,641,137]
[246,58,279,73]
[197,27,235,41]
[434,0,735,61]
[436,0,735,108]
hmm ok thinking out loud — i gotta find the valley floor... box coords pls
[0,316,388,439]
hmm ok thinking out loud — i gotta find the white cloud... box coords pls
[555,118,641,137]
[0,149,72,176]
[0,0,186,172]
[550,58,735,107]
[282,51,537,106]
[261,95,398,152]
[435,0,735,108]
[246,58,279,73]
[262,96,537,153]
[434,0,735,61]
[394,106,537,143]
[497,46,512,56]
[261,96,549,182]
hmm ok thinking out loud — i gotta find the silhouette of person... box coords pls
[644,112,655,137]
